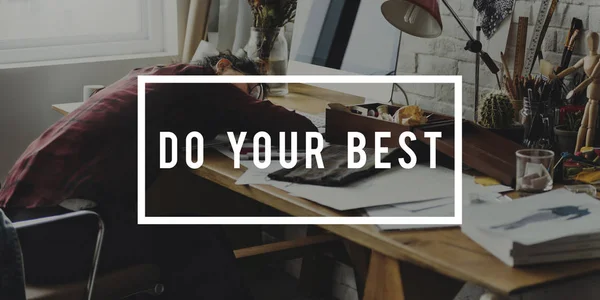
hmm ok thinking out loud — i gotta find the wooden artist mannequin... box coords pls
[555,32,600,153]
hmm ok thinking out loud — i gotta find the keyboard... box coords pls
[296,111,326,128]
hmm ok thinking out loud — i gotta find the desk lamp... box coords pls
[381,0,501,123]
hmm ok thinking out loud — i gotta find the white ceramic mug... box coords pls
[83,85,105,102]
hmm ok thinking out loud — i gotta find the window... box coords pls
[0,0,178,68]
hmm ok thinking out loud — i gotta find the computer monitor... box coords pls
[289,0,401,103]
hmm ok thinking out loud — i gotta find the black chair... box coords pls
[10,210,163,300]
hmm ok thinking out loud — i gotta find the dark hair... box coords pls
[193,51,261,75]
[192,51,269,97]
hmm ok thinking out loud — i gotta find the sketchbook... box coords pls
[462,189,600,266]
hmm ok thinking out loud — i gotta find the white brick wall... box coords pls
[279,2,600,298]
[394,0,600,121]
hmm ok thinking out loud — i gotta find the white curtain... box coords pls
[179,0,213,63]
[210,0,253,53]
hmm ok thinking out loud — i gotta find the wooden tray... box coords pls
[325,103,452,148]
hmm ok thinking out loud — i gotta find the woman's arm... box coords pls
[218,85,319,148]
[180,82,318,148]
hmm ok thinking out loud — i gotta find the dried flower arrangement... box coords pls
[248,0,297,29]
[246,0,297,66]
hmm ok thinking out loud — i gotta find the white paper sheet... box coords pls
[282,165,456,211]
[203,134,232,148]
[368,201,455,231]
[234,161,296,190]
[365,173,512,231]
[463,174,512,194]
[385,197,454,212]
[370,192,514,231]
[215,145,253,167]
[368,199,454,217]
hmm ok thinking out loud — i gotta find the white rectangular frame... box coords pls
[138,75,463,225]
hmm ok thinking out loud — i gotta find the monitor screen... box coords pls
[290,0,400,75]
[289,0,401,101]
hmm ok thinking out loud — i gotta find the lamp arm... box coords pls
[440,0,475,41]
[440,0,500,76]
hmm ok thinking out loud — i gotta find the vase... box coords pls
[244,27,289,96]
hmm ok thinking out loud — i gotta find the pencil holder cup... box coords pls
[516,149,554,192]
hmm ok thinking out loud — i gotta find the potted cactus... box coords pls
[477,90,523,144]
[554,111,583,154]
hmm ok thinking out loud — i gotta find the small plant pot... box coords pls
[554,125,577,155]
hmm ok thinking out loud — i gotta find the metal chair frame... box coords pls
[14,210,104,300]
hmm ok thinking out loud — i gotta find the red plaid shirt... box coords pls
[0,64,316,208]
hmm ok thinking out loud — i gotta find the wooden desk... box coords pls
[53,83,600,300]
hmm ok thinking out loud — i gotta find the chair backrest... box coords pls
[14,210,104,300]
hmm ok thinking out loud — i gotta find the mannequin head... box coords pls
[587,32,599,54]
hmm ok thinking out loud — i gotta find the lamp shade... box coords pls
[381,0,443,38]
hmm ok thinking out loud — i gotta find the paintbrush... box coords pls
[560,18,583,70]
[568,30,580,50]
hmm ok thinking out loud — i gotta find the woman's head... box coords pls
[194,52,267,100]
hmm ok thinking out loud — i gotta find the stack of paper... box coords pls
[462,189,600,267]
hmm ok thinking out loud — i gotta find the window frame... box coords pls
[0,0,178,69]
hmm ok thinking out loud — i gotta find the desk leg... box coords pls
[298,226,335,298]
[343,240,370,299]
[363,251,405,300]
